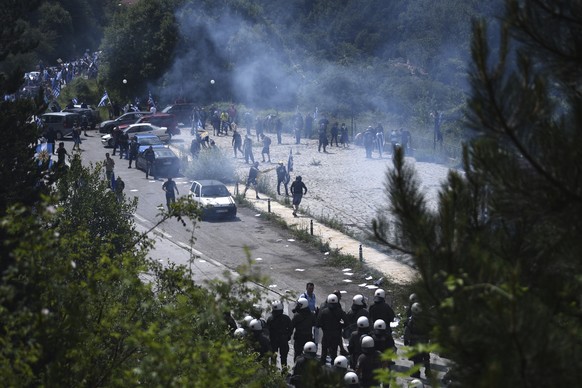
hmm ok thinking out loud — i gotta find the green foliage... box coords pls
[374,1,582,386]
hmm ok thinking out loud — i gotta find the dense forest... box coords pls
[1,0,580,387]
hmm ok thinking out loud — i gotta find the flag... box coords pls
[35,142,53,168]
[52,83,61,98]
[72,97,78,105]
[147,91,155,107]
[313,107,318,121]
[98,90,109,107]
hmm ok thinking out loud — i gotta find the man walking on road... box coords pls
[162,177,179,210]
[104,153,115,187]
[290,175,307,217]
[144,145,156,179]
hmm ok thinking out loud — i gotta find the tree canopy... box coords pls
[374,0,582,386]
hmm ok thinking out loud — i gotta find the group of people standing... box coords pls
[361,125,412,159]
[232,283,431,387]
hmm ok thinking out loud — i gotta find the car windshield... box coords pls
[138,137,162,145]
[153,149,176,158]
[201,185,230,197]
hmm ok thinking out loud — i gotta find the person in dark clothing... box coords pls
[348,316,370,368]
[243,161,261,199]
[325,355,350,387]
[266,301,292,368]
[243,135,254,164]
[81,114,89,136]
[304,113,313,139]
[370,319,396,355]
[56,142,69,166]
[111,126,121,156]
[190,138,201,158]
[128,137,139,168]
[401,127,412,156]
[330,122,339,147]
[45,127,56,155]
[293,112,303,144]
[389,129,400,154]
[368,289,395,333]
[319,290,349,357]
[276,161,290,196]
[118,132,129,159]
[143,145,156,179]
[249,318,272,361]
[318,123,328,153]
[290,175,307,217]
[255,115,264,142]
[356,336,383,388]
[162,177,179,211]
[291,298,315,361]
[340,123,349,147]
[275,117,283,144]
[291,341,323,388]
[362,127,375,159]
[344,294,369,340]
[375,126,385,158]
[232,129,243,158]
[404,302,432,378]
[260,134,271,162]
[316,294,347,365]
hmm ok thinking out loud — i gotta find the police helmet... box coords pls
[360,335,375,349]
[409,293,418,303]
[333,355,349,370]
[411,302,422,315]
[374,319,387,331]
[272,301,283,311]
[374,289,386,299]
[357,316,370,328]
[233,328,246,338]
[242,315,253,327]
[296,297,309,310]
[344,372,359,384]
[303,341,317,354]
[249,319,262,331]
[353,294,365,306]
[327,294,339,304]
[409,378,425,387]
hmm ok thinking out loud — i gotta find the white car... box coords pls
[189,180,237,219]
[101,123,170,147]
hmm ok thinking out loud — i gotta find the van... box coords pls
[41,112,80,140]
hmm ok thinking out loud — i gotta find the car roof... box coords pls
[42,112,79,117]
[126,122,161,129]
[192,180,227,186]
[153,148,177,157]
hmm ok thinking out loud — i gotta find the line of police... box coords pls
[231,284,428,388]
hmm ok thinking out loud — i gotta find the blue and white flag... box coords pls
[98,90,109,107]
[35,142,53,168]
[287,148,294,173]
[52,83,61,98]
[72,97,78,105]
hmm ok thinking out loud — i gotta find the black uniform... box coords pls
[276,164,289,196]
[291,308,315,361]
[369,300,395,334]
[316,303,347,364]
[356,349,382,388]
[348,327,370,368]
[250,330,271,360]
[344,304,369,339]
[266,310,292,367]
[291,353,323,388]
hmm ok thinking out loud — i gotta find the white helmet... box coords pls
[409,293,418,303]
[357,316,370,328]
[352,294,365,306]
[233,328,246,338]
[374,289,386,299]
[409,378,425,387]
[411,302,422,315]
[374,319,386,330]
[344,372,359,384]
[327,293,338,304]
[360,335,375,349]
[249,319,262,331]
[333,355,348,369]
[303,341,317,354]
[272,301,283,311]
[296,297,309,310]
[242,315,253,327]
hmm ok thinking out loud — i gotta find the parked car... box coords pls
[135,147,181,178]
[161,103,195,126]
[189,180,237,219]
[135,113,179,137]
[98,111,152,134]
[101,123,170,147]
[132,134,166,153]
[62,107,100,129]
[40,112,80,140]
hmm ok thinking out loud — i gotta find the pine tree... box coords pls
[374,1,582,386]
